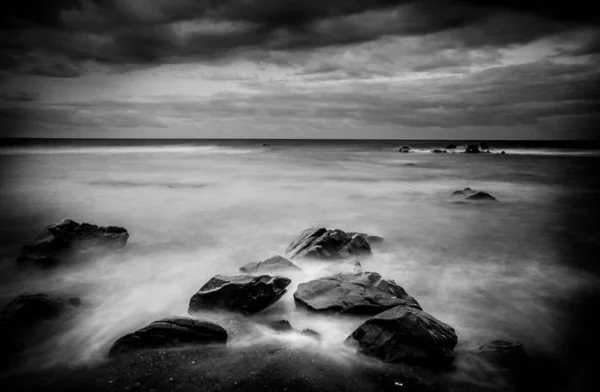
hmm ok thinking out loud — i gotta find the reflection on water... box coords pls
[1,142,599,388]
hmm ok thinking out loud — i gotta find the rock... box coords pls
[479,142,490,150]
[405,163,416,166]
[294,272,421,315]
[431,149,447,153]
[108,317,227,357]
[301,329,321,340]
[285,227,372,261]
[346,232,384,246]
[501,151,506,154]
[465,145,481,153]
[239,255,301,274]
[398,146,411,153]
[477,340,527,368]
[260,143,270,146]
[345,305,457,368]
[445,144,457,150]
[451,188,498,202]
[268,319,294,332]
[188,275,291,315]
[17,219,129,267]
[0,293,80,368]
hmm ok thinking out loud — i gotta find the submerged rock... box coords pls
[109,317,227,357]
[285,227,372,261]
[431,149,447,153]
[239,255,301,274]
[294,272,420,314]
[451,188,498,202]
[345,305,457,368]
[398,146,411,153]
[465,145,481,154]
[477,340,527,368]
[266,319,321,340]
[188,275,291,315]
[17,219,129,267]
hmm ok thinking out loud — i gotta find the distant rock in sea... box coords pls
[294,272,421,314]
[431,149,447,153]
[188,275,291,315]
[17,218,129,267]
[501,151,506,154]
[285,227,372,261]
[405,163,416,166]
[398,146,411,153]
[465,145,481,153]
[260,143,270,147]
[239,255,301,274]
[452,188,498,202]
[109,317,227,357]
[345,304,457,368]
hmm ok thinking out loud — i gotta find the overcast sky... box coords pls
[0,0,598,139]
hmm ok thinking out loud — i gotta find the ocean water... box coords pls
[1,139,599,388]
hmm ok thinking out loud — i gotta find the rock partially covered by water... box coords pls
[294,272,421,314]
[465,145,481,154]
[477,340,527,368]
[345,305,457,368]
[0,293,81,368]
[17,218,129,267]
[266,319,322,340]
[239,255,301,274]
[188,275,291,315]
[431,149,447,153]
[109,317,227,357]
[286,227,372,261]
[398,146,411,153]
[452,188,498,202]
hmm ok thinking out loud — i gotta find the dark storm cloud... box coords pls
[1,0,598,72]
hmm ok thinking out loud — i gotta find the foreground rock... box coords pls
[17,218,129,267]
[188,275,291,315]
[346,305,457,368]
[0,293,80,368]
[294,272,420,314]
[109,317,227,357]
[452,188,498,202]
[286,227,372,261]
[239,255,301,274]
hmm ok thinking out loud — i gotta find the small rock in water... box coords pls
[431,149,447,153]
[398,146,411,153]
[268,319,294,332]
[239,255,301,274]
[188,274,291,315]
[345,304,457,368]
[451,188,498,202]
[109,317,227,357]
[301,329,321,340]
[465,145,481,154]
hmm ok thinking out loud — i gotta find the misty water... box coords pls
[1,140,599,387]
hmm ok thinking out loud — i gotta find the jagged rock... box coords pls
[109,318,227,357]
[239,255,301,274]
[347,232,384,246]
[431,149,447,153]
[465,145,481,154]
[398,146,411,153]
[345,305,457,368]
[445,144,457,150]
[0,293,80,368]
[268,319,294,332]
[294,272,420,315]
[451,188,498,202]
[285,227,372,261]
[477,340,527,368]
[17,219,129,267]
[188,275,291,315]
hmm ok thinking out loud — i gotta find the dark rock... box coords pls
[451,188,498,202]
[239,255,301,274]
[345,305,457,368]
[188,275,291,315]
[431,149,447,153]
[398,146,411,153]
[260,143,270,146]
[17,219,129,267]
[445,144,457,149]
[108,317,227,357]
[301,329,321,340]
[346,232,384,246]
[268,319,294,332]
[285,227,372,261]
[501,150,506,154]
[294,272,421,314]
[479,142,490,150]
[477,340,527,368]
[405,163,416,166]
[465,145,481,153]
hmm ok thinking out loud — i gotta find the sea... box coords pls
[1,138,599,390]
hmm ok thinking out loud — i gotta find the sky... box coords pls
[0,0,599,139]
